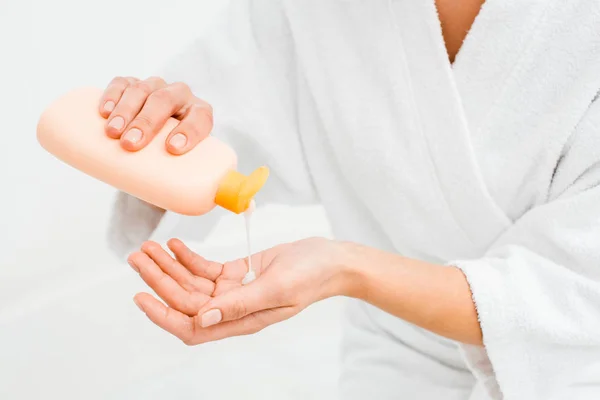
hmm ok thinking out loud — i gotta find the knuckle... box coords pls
[188,104,214,127]
[106,77,131,94]
[150,88,175,105]
[131,80,154,95]
[112,104,134,118]
[146,76,166,86]
[190,103,212,117]
[110,76,128,86]
[170,81,191,94]
[198,99,213,113]
[131,113,155,130]
[304,236,324,245]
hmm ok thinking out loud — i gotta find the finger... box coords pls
[128,251,206,316]
[197,277,286,327]
[165,100,214,155]
[121,81,190,152]
[212,280,242,297]
[141,241,215,295]
[134,292,196,344]
[99,76,138,120]
[190,306,297,345]
[107,77,166,141]
[167,238,223,281]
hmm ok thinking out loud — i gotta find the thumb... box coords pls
[198,277,282,328]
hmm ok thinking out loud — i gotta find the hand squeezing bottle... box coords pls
[37,87,269,284]
[36,87,269,216]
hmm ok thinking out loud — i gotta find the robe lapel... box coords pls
[452,0,600,217]
[284,0,525,255]
[452,0,552,137]
[388,0,515,249]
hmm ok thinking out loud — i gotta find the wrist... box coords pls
[333,240,370,300]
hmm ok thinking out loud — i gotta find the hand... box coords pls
[98,76,213,154]
[128,237,354,345]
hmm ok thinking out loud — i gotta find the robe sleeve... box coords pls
[107,1,317,257]
[452,99,600,399]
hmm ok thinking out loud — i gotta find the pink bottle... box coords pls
[37,87,269,216]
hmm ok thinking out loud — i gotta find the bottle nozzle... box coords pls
[215,166,269,214]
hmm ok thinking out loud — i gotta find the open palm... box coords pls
[127,239,279,343]
[128,236,343,345]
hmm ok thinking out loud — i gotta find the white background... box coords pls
[0,1,337,399]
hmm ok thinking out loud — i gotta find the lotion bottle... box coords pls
[36,87,269,215]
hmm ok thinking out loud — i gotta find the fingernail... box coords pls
[201,309,222,328]
[104,101,115,112]
[133,297,144,312]
[108,116,125,131]
[128,259,140,273]
[123,128,143,144]
[169,133,187,149]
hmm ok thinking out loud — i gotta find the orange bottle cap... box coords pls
[215,166,269,214]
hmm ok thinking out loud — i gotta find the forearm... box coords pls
[340,242,483,345]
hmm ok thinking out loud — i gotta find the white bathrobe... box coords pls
[108,1,600,399]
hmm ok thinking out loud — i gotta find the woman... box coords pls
[103,1,600,399]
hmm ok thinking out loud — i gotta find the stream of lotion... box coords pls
[241,200,257,285]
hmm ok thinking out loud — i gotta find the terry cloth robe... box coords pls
[107,1,600,399]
